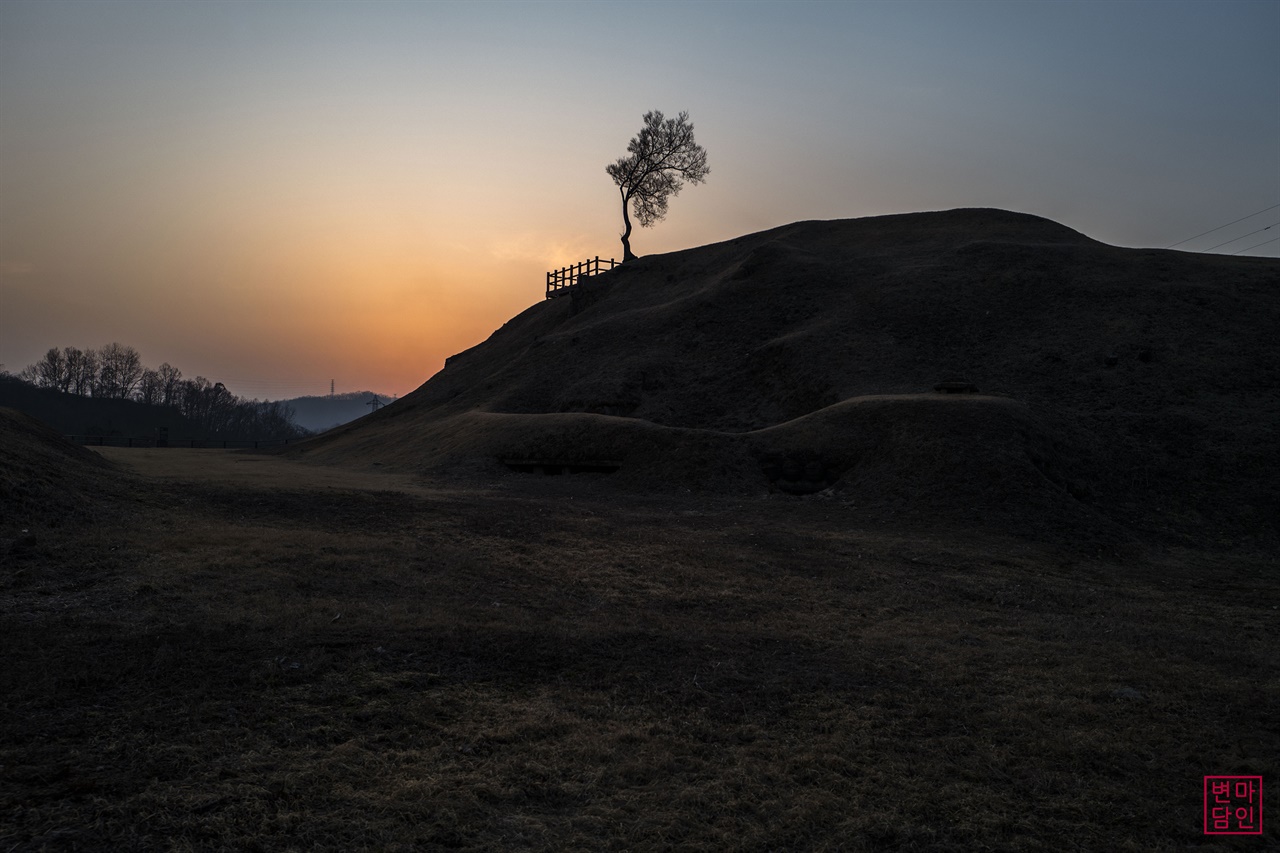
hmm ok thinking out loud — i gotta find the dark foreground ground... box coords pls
[1,449,1275,851]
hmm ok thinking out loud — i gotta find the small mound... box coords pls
[0,408,121,528]
[295,394,1119,542]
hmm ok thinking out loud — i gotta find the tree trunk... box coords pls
[619,191,636,262]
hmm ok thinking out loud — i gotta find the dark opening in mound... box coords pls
[759,453,842,494]
[501,459,622,476]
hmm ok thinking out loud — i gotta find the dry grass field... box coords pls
[1,438,1275,851]
[3,210,1277,850]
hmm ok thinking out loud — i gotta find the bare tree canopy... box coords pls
[97,342,144,399]
[606,110,708,262]
[12,343,304,439]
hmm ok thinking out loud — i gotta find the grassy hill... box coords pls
[0,407,127,528]
[290,208,1280,549]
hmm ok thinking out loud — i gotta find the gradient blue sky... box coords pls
[2,0,1277,399]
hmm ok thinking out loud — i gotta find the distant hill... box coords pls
[287,208,1280,548]
[0,375,202,438]
[279,391,398,433]
[0,375,306,442]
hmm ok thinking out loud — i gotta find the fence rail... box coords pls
[68,435,297,449]
[546,256,619,299]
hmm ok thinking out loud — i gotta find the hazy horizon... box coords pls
[3,0,1277,399]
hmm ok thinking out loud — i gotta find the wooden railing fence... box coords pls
[546,257,619,299]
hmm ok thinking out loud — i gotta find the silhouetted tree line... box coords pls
[14,344,305,439]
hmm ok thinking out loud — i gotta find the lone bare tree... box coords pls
[606,110,708,262]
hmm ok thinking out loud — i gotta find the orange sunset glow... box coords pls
[2,1,1277,400]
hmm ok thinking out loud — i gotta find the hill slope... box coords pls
[0,375,202,438]
[0,407,124,529]
[291,209,1280,546]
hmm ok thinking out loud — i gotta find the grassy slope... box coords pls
[1,449,1276,851]
[0,408,127,528]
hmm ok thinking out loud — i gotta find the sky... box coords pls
[2,0,1277,400]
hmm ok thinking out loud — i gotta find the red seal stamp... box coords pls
[1204,776,1263,835]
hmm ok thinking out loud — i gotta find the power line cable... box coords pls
[1202,222,1277,253]
[1230,236,1280,255]
[1165,203,1280,248]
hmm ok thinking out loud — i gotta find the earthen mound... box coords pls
[291,208,1280,545]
